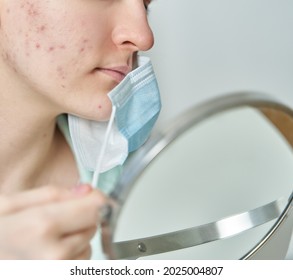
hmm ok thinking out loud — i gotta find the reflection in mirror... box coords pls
[106,95,293,260]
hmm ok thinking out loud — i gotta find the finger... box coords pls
[61,227,97,259]
[74,245,92,260]
[0,184,92,215]
[46,190,108,234]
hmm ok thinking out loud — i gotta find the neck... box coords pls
[0,62,77,193]
[0,98,57,192]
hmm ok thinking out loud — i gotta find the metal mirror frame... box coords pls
[103,91,293,260]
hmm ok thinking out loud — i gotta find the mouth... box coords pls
[95,66,131,83]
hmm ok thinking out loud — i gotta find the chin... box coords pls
[62,89,113,121]
[70,104,112,122]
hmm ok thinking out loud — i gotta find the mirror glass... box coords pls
[110,105,293,259]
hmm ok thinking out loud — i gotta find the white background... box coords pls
[136,0,293,259]
[146,0,293,127]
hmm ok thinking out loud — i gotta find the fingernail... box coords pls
[100,204,112,222]
[72,184,92,195]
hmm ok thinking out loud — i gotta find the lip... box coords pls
[95,66,131,83]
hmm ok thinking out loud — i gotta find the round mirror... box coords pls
[102,92,293,260]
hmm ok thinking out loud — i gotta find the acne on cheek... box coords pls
[78,39,93,53]
[14,2,45,56]
[18,2,94,56]
[57,66,66,80]
[23,1,40,17]
[8,3,96,86]
[15,2,60,53]
[29,23,91,56]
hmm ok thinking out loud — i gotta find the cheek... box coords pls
[1,2,91,79]
[1,1,113,120]
[1,2,47,56]
[1,1,111,72]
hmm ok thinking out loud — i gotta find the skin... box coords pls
[0,0,154,259]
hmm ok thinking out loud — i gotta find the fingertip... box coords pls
[72,184,93,196]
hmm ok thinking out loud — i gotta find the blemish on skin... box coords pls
[26,3,40,17]
[59,45,66,50]
[57,66,66,80]
[48,46,55,52]
[37,25,46,33]
[81,38,93,50]
[79,47,85,53]
[98,105,102,109]
[35,43,41,49]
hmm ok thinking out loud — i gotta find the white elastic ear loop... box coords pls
[92,106,117,188]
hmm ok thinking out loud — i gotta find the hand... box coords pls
[0,184,107,259]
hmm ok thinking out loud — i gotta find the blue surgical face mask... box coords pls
[68,56,161,186]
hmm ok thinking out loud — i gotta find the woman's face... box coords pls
[0,0,154,121]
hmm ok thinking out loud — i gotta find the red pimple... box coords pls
[37,25,46,33]
[35,43,41,49]
[98,105,102,109]
[26,2,39,17]
[48,46,55,52]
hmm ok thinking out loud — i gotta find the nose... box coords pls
[111,2,154,52]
